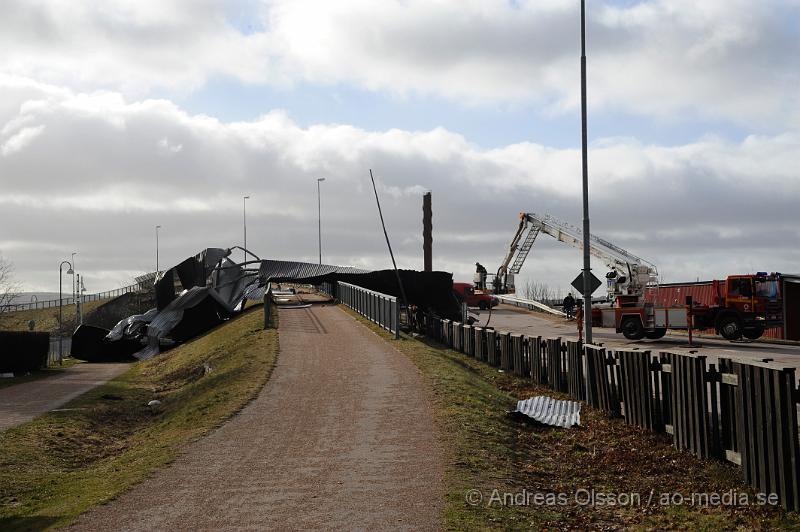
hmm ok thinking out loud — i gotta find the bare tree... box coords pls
[0,254,21,314]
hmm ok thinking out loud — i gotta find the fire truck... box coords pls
[492,212,784,341]
[616,274,784,341]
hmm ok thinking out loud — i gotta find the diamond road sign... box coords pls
[571,271,602,295]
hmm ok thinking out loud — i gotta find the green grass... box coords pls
[342,307,800,530]
[0,359,81,391]
[0,300,109,333]
[0,305,279,531]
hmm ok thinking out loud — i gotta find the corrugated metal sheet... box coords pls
[514,396,581,428]
[258,260,367,282]
[496,294,565,316]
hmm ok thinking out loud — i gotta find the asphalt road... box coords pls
[0,362,131,432]
[473,304,800,371]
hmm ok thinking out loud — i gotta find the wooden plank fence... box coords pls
[419,314,800,511]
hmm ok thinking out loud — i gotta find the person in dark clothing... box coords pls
[475,262,487,290]
[563,293,576,320]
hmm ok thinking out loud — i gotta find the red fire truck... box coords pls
[602,273,784,340]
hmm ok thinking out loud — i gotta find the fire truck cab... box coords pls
[702,273,783,340]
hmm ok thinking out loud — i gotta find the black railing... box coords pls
[414,314,800,512]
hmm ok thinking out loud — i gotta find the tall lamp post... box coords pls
[77,273,85,325]
[579,0,593,344]
[317,178,325,264]
[155,225,161,277]
[243,195,250,262]
[71,252,77,304]
[59,260,73,365]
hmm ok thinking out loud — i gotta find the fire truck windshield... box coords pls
[755,279,779,300]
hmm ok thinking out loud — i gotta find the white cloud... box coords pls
[0,1,797,127]
[0,80,798,292]
[1,125,45,156]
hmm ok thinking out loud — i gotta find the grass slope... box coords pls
[0,300,109,333]
[0,305,278,531]
[343,307,800,530]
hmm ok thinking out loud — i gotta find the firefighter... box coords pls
[563,292,576,320]
[475,262,487,290]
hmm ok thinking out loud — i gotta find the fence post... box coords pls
[263,284,273,329]
[394,298,400,339]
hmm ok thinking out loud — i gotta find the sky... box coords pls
[0,0,798,296]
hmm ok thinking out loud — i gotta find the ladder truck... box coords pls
[489,212,658,304]
[488,212,783,341]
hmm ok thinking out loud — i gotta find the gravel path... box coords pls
[71,304,443,531]
[0,362,131,432]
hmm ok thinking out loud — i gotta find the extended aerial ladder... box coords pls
[494,212,658,302]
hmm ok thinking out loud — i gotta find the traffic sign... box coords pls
[571,271,602,295]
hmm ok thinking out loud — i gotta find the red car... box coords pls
[453,282,499,310]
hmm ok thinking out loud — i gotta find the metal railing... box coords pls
[336,282,399,339]
[1,283,141,313]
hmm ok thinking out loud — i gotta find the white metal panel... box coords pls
[667,308,688,328]
[514,396,581,428]
[601,308,616,327]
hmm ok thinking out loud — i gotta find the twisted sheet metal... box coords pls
[258,260,367,282]
[514,396,581,428]
[90,254,372,361]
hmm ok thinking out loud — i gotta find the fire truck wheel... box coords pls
[645,328,667,340]
[717,314,743,340]
[742,327,764,340]
[621,316,646,340]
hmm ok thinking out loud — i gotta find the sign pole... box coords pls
[580,0,593,344]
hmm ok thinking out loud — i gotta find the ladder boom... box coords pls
[498,212,658,299]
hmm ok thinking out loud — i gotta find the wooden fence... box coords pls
[417,314,800,511]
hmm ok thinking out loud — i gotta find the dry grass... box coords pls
[344,307,800,530]
[0,300,109,333]
[0,305,278,531]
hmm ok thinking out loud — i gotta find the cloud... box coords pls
[0,1,797,128]
[1,124,45,156]
[0,79,797,292]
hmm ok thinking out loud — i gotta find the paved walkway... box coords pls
[0,362,131,432]
[71,304,443,531]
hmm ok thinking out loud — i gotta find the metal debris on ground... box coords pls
[512,396,581,428]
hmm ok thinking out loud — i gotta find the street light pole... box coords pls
[580,0,593,344]
[77,273,84,325]
[317,178,325,264]
[243,196,250,263]
[59,260,74,365]
[71,252,77,304]
[155,225,161,277]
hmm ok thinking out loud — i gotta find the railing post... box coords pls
[263,284,273,329]
[394,298,399,339]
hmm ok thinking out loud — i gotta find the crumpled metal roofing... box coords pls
[258,260,367,283]
[74,250,376,362]
[514,396,581,428]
